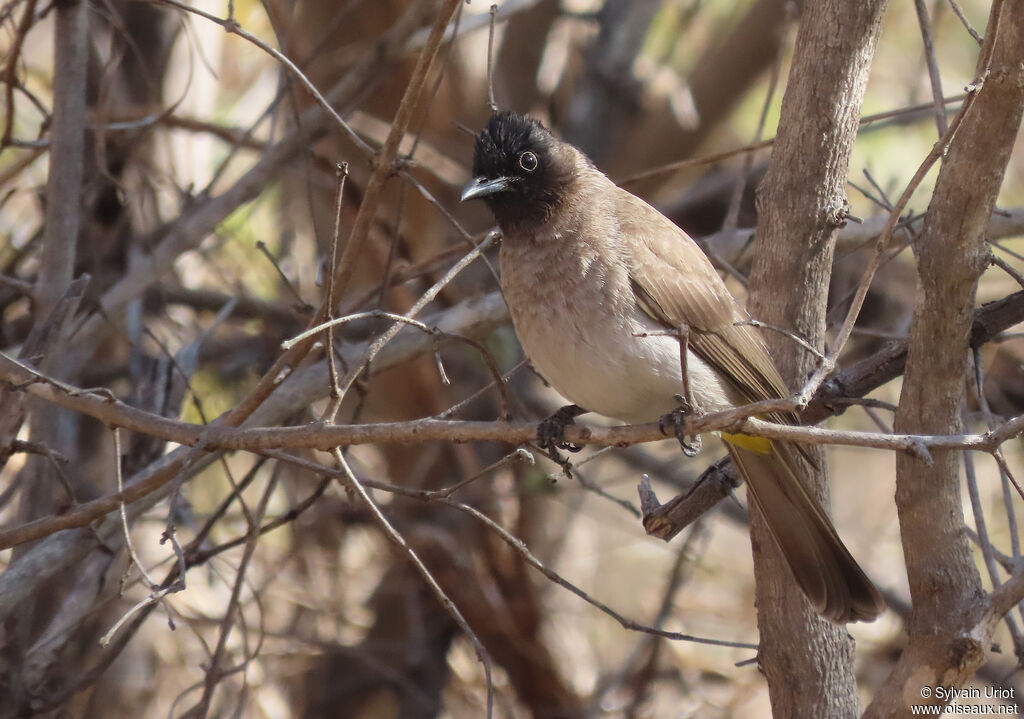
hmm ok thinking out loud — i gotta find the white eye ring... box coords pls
[519,151,538,172]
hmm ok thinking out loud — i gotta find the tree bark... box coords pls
[866,2,1024,714]
[5,2,90,705]
[747,0,887,716]
[36,0,87,317]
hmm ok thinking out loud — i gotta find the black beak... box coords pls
[460,175,515,202]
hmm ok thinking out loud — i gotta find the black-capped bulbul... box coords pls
[461,111,884,623]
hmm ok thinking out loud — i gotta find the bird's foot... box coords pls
[660,395,702,458]
[538,404,586,453]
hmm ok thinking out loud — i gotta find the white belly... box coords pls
[500,241,737,424]
[515,303,735,423]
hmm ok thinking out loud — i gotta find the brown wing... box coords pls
[610,183,881,622]
[614,186,798,427]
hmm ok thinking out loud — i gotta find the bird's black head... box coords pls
[461,112,578,229]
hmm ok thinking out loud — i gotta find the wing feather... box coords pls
[615,187,799,428]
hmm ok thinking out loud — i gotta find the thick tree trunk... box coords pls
[747,0,887,715]
[866,2,1024,715]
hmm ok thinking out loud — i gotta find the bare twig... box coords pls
[722,16,785,237]
[946,0,984,43]
[795,80,982,408]
[734,319,825,362]
[914,0,949,135]
[327,0,463,308]
[63,466,328,707]
[486,4,500,113]
[423,447,534,499]
[323,163,349,420]
[187,469,280,718]
[153,0,373,155]
[441,498,755,650]
[10,337,1024,552]
[619,93,969,185]
[990,252,1024,290]
[267,450,757,651]
[254,241,310,312]
[36,0,87,316]
[1,0,38,149]
[330,448,495,718]
[112,428,158,590]
[331,231,495,402]
[7,350,1024,462]
[5,286,1024,554]
[287,305,513,417]
[66,0,434,369]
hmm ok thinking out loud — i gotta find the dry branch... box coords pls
[867,0,1024,713]
[5,345,1024,552]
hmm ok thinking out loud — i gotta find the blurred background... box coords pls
[2,0,1024,716]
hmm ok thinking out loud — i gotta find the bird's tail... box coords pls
[725,440,884,623]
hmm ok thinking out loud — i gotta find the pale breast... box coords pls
[499,230,736,424]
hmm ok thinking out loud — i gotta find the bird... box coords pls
[460,110,884,624]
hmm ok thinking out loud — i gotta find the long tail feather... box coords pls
[726,441,884,623]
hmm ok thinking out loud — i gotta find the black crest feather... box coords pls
[472,111,550,178]
[469,112,578,228]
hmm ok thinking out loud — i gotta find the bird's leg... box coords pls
[660,397,703,458]
[661,323,702,457]
[538,404,587,453]
[674,323,695,413]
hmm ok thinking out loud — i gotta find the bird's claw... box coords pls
[538,404,585,453]
[660,401,702,458]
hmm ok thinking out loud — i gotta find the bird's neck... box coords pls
[490,199,558,235]
[495,168,604,241]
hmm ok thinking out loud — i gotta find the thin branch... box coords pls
[5,286,1024,553]
[253,241,311,312]
[152,0,373,156]
[112,428,158,590]
[10,342,1024,551]
[36,0,87,315]
[914,0,949,135]
[57,469,329,709]
[990,252,1024,290]
[946,0,984,43]
[734,319,824,362]
[323,163,349,421]
[795,79,983,408]
[326,0,463,309]
[441,498,754,650]
[1,0,38,149]
[66,0,434,372]
[486,4,500,113]
[332,231,495,401]
[975,346,1023,563]
[722,17,785,237]
[962,411,1009,592]
[267,450,757,651]
[187,469,279,718]
[618,93,969,185]
[330,448,495,719]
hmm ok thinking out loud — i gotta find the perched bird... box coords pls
[461,111,884,623]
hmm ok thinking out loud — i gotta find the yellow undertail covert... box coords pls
[721,432,773,455]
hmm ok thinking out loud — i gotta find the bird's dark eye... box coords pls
[519,151,538,172]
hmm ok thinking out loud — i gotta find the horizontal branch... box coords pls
[4,348,1023,455]
[807,288,1024,423]
[703,206,1024,263]
[3,282,1024,554]
[3,343,1024,552]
